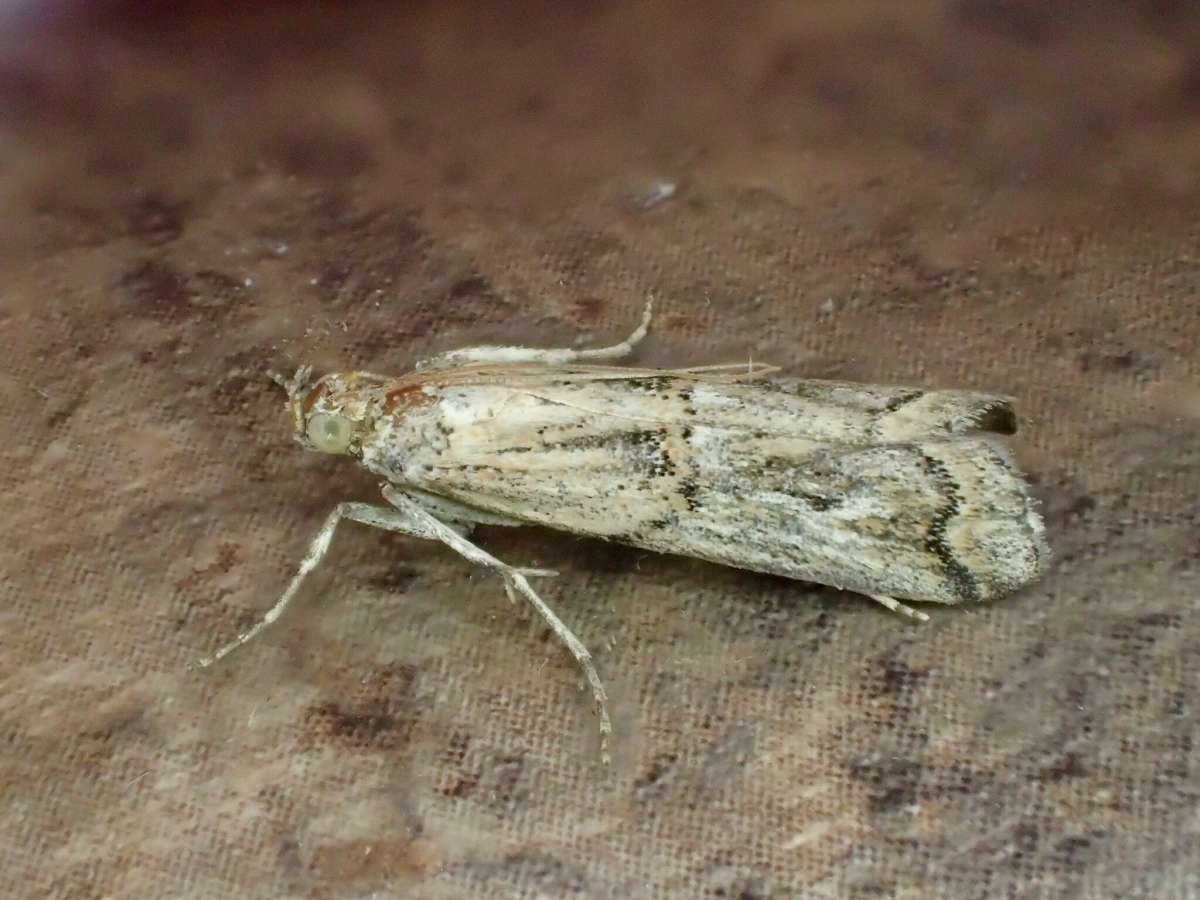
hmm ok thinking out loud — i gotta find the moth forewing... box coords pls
[365,374,1047,602]
[199,306,1048,764]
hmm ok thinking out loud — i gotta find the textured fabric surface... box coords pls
[2,2,1198,898]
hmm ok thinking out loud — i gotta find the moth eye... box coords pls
[306,413,353,454]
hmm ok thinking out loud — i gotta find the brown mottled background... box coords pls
[2,2,1197,897]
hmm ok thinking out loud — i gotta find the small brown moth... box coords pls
[196,303,1048,762]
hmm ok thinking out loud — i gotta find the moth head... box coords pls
[271,367,386,457]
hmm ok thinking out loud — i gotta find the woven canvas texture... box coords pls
[2,3,1198,898]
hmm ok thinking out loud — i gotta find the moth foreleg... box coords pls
[415,298,652,371]
[868,593,931,622]
[382,486,611,764]
[192,502,440,669]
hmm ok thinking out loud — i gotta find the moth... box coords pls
[196,302,1049,762]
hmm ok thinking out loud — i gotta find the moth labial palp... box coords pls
[194,298,1049,765]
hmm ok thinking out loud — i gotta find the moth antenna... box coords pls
[268,366,314,402]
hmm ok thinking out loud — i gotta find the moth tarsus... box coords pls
[196,299,1048,764]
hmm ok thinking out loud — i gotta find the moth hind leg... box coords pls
[415,298,653,370]
[868,593,931,622]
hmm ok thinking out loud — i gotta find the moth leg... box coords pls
[868,593,931,622]
[402,487,526,536]
[415,298,652,370]
[383,485,612,764]
[191,502,441,669]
